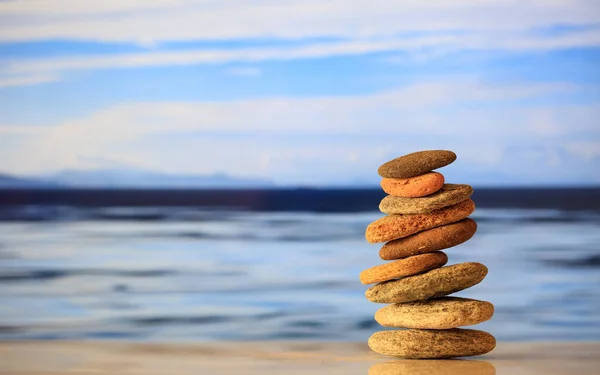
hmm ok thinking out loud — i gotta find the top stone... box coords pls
[378,150,457,178]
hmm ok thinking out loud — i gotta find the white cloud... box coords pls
[3,30,600,78]
[1,79,598,183]
[0,125,45,136]
[0,73,60,88]
[528,105,600,135]
[3,80,578,136]
[0,0,191,16]
[1,0,599,43]
[564,141,600,161]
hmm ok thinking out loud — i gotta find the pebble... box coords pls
[365,199,475,244]
[379,184,473,214]
[374,297,494,329]
[365,262,487,303]
[379,218,477,260]
[359,252,447,285]
[380,172,444,198]
[368,329,496,358]
[378,150,457,179]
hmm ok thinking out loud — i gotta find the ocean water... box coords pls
[1,189,599,342]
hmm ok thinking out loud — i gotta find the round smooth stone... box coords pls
[379,184,473,214]
[378,150,457,179]
[365,199,475,244]
[368,329,496,358]
[369,359,496,375]
[375,297,494,329]
[380,172,444,198]
[359,252,448,285]
[365,262,488,303]
[379,219,477,260]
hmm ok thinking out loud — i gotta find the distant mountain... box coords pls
[0,169,273,189]
[0,173,61,188]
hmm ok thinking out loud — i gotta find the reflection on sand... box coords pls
[369,359,495,375]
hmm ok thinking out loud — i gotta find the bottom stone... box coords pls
[368,329,496,359]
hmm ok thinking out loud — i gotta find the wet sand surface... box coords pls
[1,341,599,375]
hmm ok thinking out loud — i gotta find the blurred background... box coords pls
[0,1,599,343]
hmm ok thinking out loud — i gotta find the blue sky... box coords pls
[1,1,599,186]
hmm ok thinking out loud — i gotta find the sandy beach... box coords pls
[1,341,598,375]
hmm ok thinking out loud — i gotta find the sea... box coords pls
[1,188,599,342]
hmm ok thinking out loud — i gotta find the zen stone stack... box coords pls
[363,150,495,359]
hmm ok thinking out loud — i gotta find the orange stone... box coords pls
[380,172,444,198]
[359,251,447,284]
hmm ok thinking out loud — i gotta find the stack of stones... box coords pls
[362,150,495,359]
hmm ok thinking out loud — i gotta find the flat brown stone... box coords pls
[380,172,444,198]
[368,329,496,358]
[365,262,488,303]
[359,252,448,285]
[375,297,494,329]
[378,150,457,179]
[379,218,477,260]
[365,199,475,244]
[379,184,473,214]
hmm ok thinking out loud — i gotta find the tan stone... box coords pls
[359,252,447,284]
[379,184,473,214]
[380,172,444,198]
[375,297,494,329]
[368,329,496,358]
[365,199,475,244]
[379,219,477,260]
[365,262,488,303]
